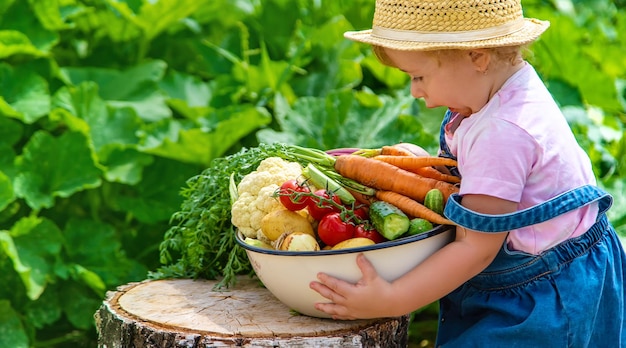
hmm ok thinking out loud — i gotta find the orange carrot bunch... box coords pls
[375,190,454,225]
[334,155,459,202]
[332,144,461,225]
[377,144,461,184]
[285,143,460,226]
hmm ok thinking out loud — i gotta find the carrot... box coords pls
[346,188,376,206]
[414,167,461,184]
[379,144,460,183]
[334,155,459,203]
[380,145,415,157]
[375,190,454,225]
[373,155,458,171]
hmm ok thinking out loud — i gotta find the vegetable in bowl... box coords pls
[230,157,305,241]
[236,224,455,318]
[153,142,459,291]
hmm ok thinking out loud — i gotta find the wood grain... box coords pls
[95,277,409,347]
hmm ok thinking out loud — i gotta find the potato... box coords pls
[331,237,375,250]
[260,209,315,241]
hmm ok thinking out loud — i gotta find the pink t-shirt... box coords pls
[444,63,598,254]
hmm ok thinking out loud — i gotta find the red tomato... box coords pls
[317,213,355,247]
[352,206,369,222]
[307,189,342,220]
[354,224,386,244]
[278,180,310,211]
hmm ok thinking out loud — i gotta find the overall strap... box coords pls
[439,110,461,178]
[443,185,613,232]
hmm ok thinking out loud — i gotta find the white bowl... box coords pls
[236,225,455,318]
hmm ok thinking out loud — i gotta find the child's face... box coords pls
[384,48,486,116]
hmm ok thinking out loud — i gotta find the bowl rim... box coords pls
[236,224,454,256]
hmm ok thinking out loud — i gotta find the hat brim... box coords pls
[344,18,550,51]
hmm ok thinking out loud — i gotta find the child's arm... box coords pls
[309,194,517,320]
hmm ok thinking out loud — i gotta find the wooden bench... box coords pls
[95,277,409,347]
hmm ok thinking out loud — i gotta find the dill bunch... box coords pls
[150,143,294,289]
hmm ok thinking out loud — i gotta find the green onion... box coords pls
[302,163,355,204]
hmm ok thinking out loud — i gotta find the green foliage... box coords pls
[153,143,294,287]
[0,300,28,348]
[0,0,624,347]
[258,90,434,151]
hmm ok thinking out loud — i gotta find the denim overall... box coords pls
[435,111,626,347]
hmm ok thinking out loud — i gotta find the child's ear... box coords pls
[468,49,490,73]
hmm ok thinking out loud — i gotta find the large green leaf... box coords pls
[0,30,46,58]
[0,118,21,180]
[111,0,206,41]
[617,78,626,111]
[13,131,102,210]
[0,0,58,52]
[59,281,102,330]
[0,300,28,348]
[530,9,622,112]
[361,52,408,90]
[0,171,15,212]
[159,69,214,121]
[23,285,62,329]
[0,116,23,147]
[0,0,16,17]
[192,0,255,27]
[99,146,154,185]
[69,3,141,43]
[258,90,436,150]
[0,63,50,124]
[63,218,145,287]
[108,157,199,224]
[141,128,227,166]
[290,16,363,96]
[601,178,626,234]
[51,86,156,185]
[159,70,211,109]
[50,82,152,185]
[29,0,73,31]
[0,144,17,184]
[52,83,143,150]
[0,216,63,300]
[141,105,272,166]
[61,61,171,121]
[231,49,298,104]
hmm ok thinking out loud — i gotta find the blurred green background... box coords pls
[0,0,624,347]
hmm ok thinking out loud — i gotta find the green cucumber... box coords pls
[424,189,444,215]
[369,201,410,240]
[407,218,434,235]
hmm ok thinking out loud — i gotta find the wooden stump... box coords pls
[95,277,409,348]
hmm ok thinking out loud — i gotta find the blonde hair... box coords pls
[372,45,527,69]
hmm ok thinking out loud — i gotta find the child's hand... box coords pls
[309,253,395,320]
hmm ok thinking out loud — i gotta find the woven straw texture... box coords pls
[344,0,549,50]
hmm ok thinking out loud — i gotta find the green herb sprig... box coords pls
[150,143,295,289]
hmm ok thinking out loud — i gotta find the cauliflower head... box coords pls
[231,157,303,239]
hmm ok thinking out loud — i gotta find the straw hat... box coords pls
[344,0,550,50]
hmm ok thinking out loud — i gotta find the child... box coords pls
[309,0,626,346]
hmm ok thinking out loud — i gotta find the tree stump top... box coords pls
[96,277,409,347]
[110,277,384,337]
[96,277,410,347]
